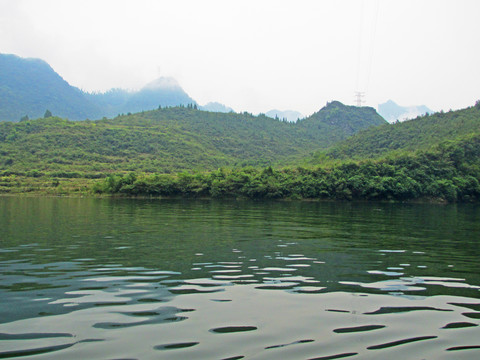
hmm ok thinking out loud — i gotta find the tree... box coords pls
[44,109,52,118]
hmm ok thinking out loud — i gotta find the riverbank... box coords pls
[0,175,96,196]
[0,168,472,204]
[2,138,479,203]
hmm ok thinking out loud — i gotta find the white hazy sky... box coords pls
[1,0,479,116]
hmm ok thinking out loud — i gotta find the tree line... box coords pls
[93,134,480,203]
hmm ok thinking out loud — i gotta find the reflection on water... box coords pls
[0,197,479,359]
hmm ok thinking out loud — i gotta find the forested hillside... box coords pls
[95,133,480,203]
[1,102,478,203]
[91,102,480,203]
[315,102,480,161]
[0,102,385,177]
[297,101,385,135]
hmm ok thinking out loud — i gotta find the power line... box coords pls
[365,0,380,94]
[355,0,365,92]
[354,0,380,107]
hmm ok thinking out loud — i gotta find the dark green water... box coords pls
[0,197,479,359]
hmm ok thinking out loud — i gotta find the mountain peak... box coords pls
[296,100,386,146]
[378,100,432,123]
[265,109,304,122]
[0,53,100,121]
[321,100,345,111]
[142,77,182,91]
[200,102,234,113]
[0,54,197,120]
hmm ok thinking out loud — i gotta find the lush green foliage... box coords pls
[319,104,480,161]
[2,83,478,203]
[94,134,480,203]
[297,101,385,137]
[0,103,385,176]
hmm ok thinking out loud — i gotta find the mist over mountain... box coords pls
[0,53,102,121]
[199,102,234,113]
[265,109,304,122]
[88,77,196,118]
[0,54,196,121]
[378,99,432,123]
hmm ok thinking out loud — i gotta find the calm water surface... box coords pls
[0,198,479,359]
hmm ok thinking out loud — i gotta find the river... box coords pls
[0,198,479,359]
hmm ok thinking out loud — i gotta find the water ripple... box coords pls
[308,352,358,359]
[154,342,199,350]
[364,306,452,315]
[367,335,438,350]
[333,325,386,333]
[265,339,314,349]
[0,342,76,359]
[210,326,258,334]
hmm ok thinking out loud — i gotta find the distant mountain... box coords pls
[88,77,196,118]
[0,54,196,121]
[121,77,195,113]
[200,102,234,113]
[0,53,102,121]
[265,109,303,122]
[378,99,432,123]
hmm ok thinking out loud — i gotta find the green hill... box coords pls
[91,103,480,203]
[297,101,385,136]
[317,102,480,161]
[94,133,480,202]
[0,102,386,177]
[1,102,478,203]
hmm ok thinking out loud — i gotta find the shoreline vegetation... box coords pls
[91,133,480,203]
[1,103,479,203]
[1,133,478,203]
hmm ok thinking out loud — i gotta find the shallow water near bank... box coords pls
[0,198,479,359]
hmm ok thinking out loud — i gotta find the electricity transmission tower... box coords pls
[354,91,365,107]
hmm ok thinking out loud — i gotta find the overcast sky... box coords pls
[1,0,479,115]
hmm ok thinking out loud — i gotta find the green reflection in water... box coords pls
[0,197,479,359]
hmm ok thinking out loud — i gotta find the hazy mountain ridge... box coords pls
[378,99,432,123]
[88,77,196,118]
[199,102,234,113]
[0,54,102,121]
[265,109,304,122]
[0,54,196,121]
